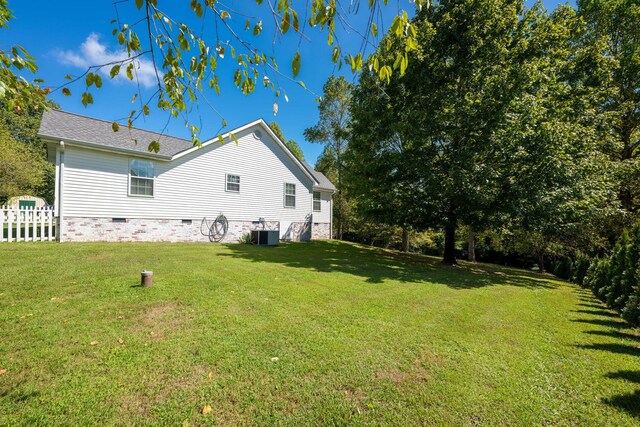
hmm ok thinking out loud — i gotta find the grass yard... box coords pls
[0,241,639,426]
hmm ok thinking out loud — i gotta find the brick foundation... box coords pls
[311,222,331,240]
[60,217,330,243]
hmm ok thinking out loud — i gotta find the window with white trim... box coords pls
[284,183,296,208]
[129,159,154,196]
[313,191,321,212]
[226,174,240,192]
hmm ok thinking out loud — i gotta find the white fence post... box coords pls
[48,208,53,241]
[40,208,45,241]
[0,206,55,243]
[32,207,36,241]
[7,207,12,242]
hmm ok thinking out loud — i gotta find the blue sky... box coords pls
[4,0,573,164]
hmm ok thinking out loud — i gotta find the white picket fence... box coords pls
[1,206,55,242]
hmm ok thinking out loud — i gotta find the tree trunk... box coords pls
[401,228,409,253]
[468,228,476,263]
[442,211,457,265]
[538,253,545,273]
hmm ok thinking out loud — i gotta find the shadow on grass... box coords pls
[573,297,640,420]
[577,302,612,310]
[222,241,558,289]
[604,371,640,420]
[575,343,640,357]
[572,318,629,329]
[585,330,640,342]
[572,309,620,318]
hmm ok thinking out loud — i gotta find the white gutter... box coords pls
[39,135,173,161]
[313,186,337,194]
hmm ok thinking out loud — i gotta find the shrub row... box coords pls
[553,222,640,326]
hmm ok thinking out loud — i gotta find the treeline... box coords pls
[0,103,55,205]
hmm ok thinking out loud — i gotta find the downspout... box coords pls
[58,141,65,242]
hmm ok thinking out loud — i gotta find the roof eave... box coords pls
[314,186,337,193]
[38,134,174,160]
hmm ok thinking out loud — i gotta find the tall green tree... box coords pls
[0,98,59,204]
[578,0,640,215]
[492,5,617,269]
[304,76,353,239]
[350,0,531,264]
[349,1,611,265]
[0,127,51,203]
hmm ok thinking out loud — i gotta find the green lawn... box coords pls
[0,241,638,426]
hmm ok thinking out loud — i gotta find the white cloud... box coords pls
[56,33,159,88]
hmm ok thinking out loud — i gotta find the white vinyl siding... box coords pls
[284,183,296,208]
[226,174,240,192]
[313,191,321,212]
[129,159,154,197]
[60,126,314,222]
[312,191,332,223]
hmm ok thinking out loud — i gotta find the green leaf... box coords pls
[135,0,144,9]
[292,51,301,78]
[110,65,121,78]
[230,132,239,145]
[379,65,392,84]
[81,92,94,107]
[190,0,203,17]
[112,122,120,132]
[399,54,407,76]
[292,11,299,32]
[217,134,224,145]
[62,87,71,96]
[148,140,160,153]
[94,74,103,88]
[212,75,220,95]
[371,23,378,37]
[332,46,340,63]
[253,21,263,36]
[281,12,290,34]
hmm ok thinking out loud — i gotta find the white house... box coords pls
[38,109,335,243]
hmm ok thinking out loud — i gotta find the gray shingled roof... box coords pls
[301,160,337,191]
[39,109,193,157]
[40,109,336,190]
